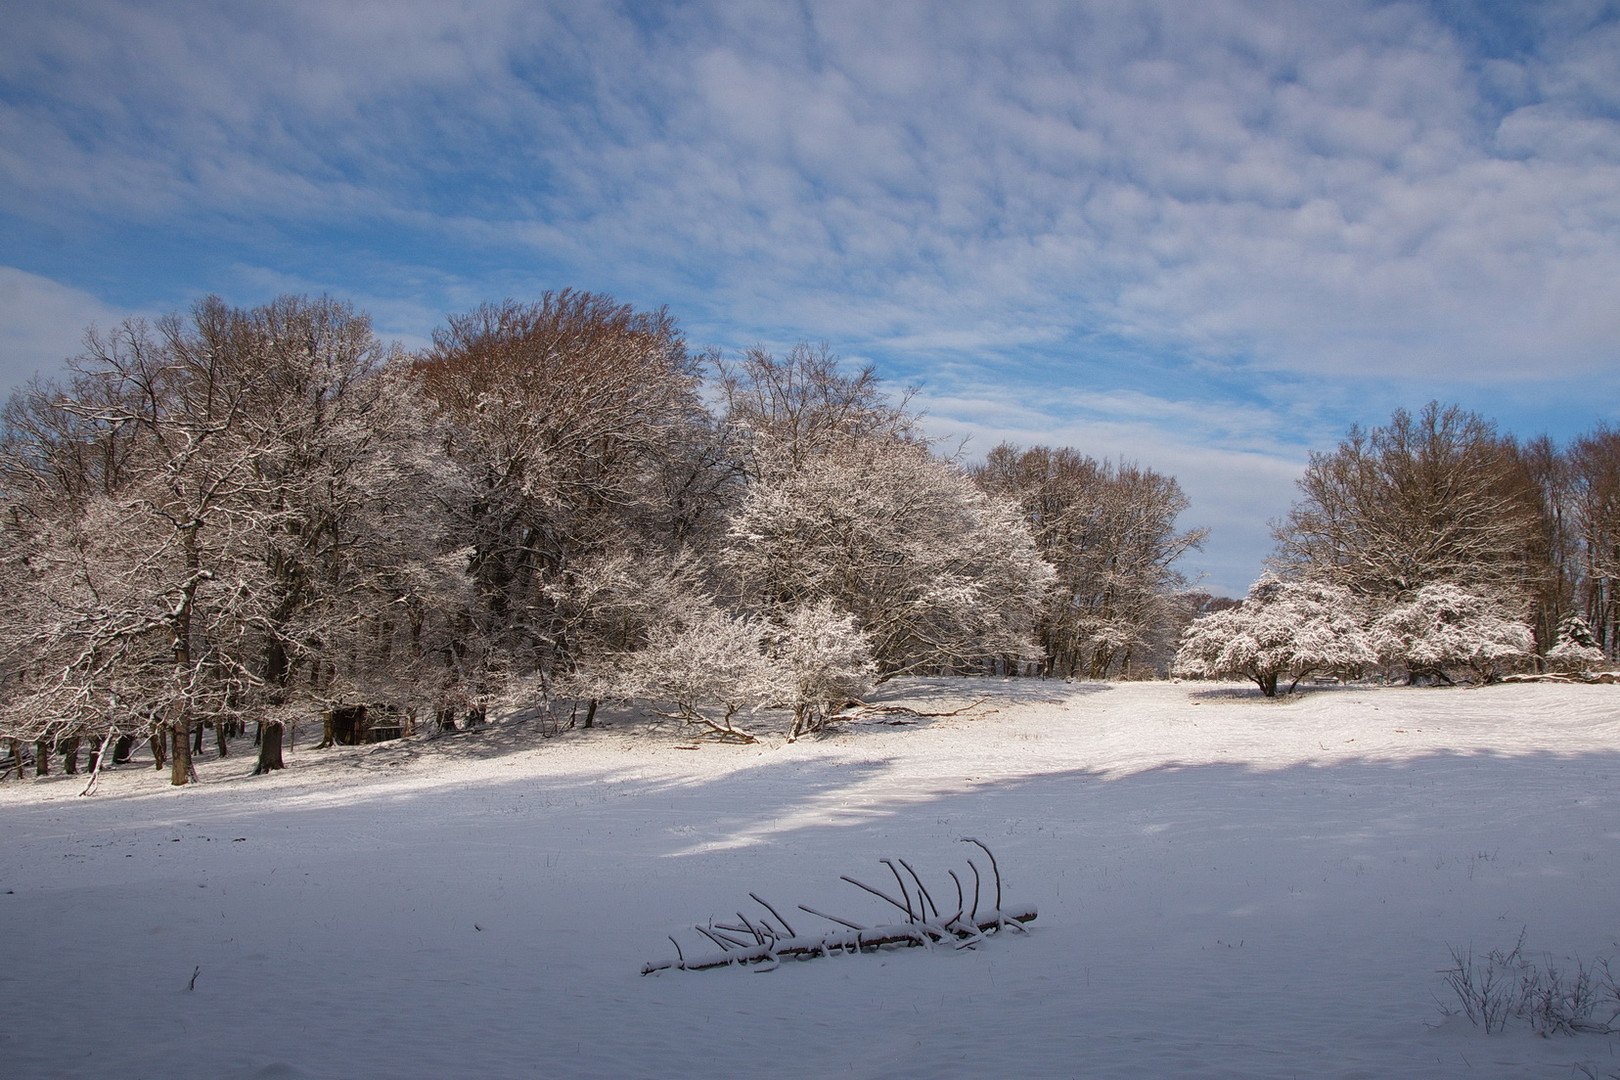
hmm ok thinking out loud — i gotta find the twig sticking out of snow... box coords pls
[641,841,1035,974]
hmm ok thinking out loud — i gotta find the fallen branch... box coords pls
[1502,671,1620,685]
[650,707,759,743]
[836,697,990,724]
[642,840,1035,974]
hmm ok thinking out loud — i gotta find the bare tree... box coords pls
[1568,424,1620,657]
[1272,403,1541,607]
[974,444,1206,679]
[716,343,918,480]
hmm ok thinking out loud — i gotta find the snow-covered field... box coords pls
[4,679,1620,1079]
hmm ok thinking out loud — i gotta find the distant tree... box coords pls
[725,432,1051,678]
[1507,434,1577,656]
[1370,583,1533,685]
[716,342,919,480]
[1273,402,1540,607]
[1173,574,1374,697]
[1544,614,1606,674]
[1184,593,1242,617]
[974,443,1206,678]
[1568,424,1620,658]
[417,292,707,716]
[719,347,1051,678]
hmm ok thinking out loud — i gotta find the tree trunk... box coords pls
[61,736,81,775]
[113,735,135,765]
[33,740,49,777]
[170,719,194,786]
[583,699,597,729]
[253,721,285,774]
[215,719,229,759]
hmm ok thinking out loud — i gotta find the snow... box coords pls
[4,678,1620,1079]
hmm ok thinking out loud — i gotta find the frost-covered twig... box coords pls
[642,908,1038,974]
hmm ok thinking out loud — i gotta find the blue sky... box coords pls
[2,0,1617,594]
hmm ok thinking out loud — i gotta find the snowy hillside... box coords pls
[4,679,1620,1079]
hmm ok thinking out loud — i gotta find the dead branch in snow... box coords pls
[642,839,1035,974]
[1502,671,1620,685]
[831,697,992,725]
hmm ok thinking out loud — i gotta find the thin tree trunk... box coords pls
[215,720,229,759]
[79,731,117,796]
[33,740,49,777]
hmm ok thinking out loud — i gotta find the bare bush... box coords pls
[1440,930,1620,1036]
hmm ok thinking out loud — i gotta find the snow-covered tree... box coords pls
[716,345,1050,678]
[612,597,873,741]
[974,443,1206,679]
[1542,615,1605,673]
[725,436,1051,678]
[1173,574,1374,696]
[1370,583,1533,684]
[0,297,474,782]
[769,599,875,739]
[614,605,778,741]
[0,306,288,785]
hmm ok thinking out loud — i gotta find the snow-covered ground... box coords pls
[4,679,1620,1079]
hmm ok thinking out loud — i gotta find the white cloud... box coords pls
[0,268,137,391]
[4,0,1618,586]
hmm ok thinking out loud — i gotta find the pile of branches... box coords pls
[642,838,1035,974]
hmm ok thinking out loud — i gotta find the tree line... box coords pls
[1176,402,1620,694]
[0,292,1204,783]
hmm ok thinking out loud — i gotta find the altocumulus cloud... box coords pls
[1,0,1617,591]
